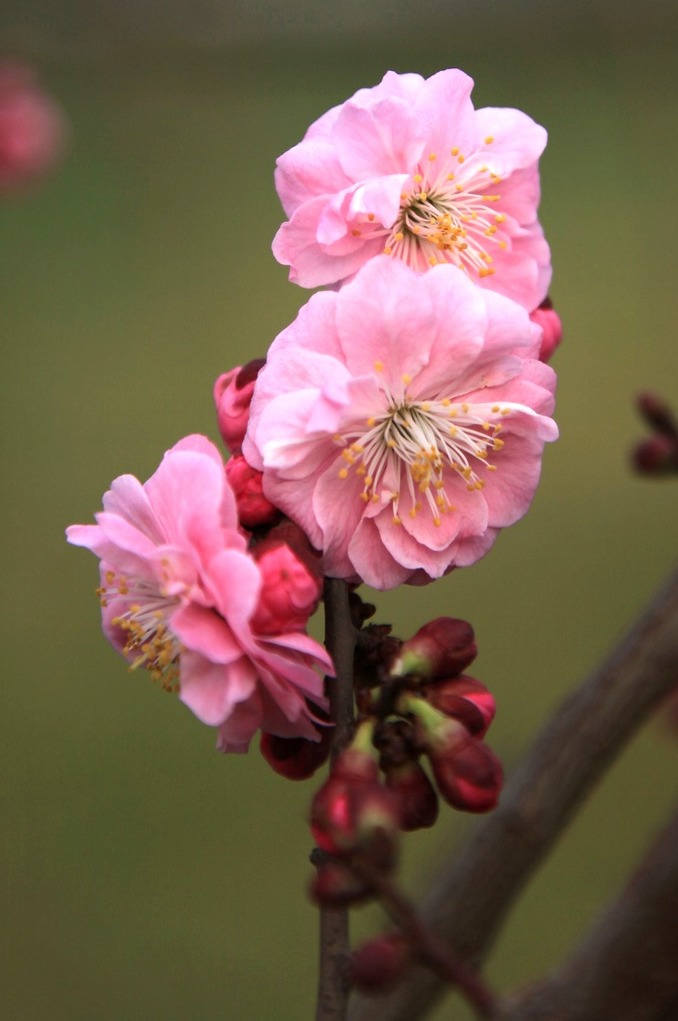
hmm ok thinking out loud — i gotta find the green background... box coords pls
[2,4,677,1018]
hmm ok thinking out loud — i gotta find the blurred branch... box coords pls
[349,565,678,1021]
[316,578,357,1021]
[496,803,678,1021]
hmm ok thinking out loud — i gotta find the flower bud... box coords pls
[530,297,562,363]
[636,391,678,437]
[251,541,322,635]
[349,932,411,993]
[402,694,502,813]
[213,358,265,454]
[424,676,496,737]
[0,61,67,195]
[225,455,279,528]
[632,435,678,476]
[391,618,477,679]
[310,861,372,907]
[260,727,331,780]
[383,759,439,831]
[429,734,503,813]
[310,748,401,865]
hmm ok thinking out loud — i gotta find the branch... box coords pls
[316,578,357,1021]
[497,803,678,1021]
[349,565,678,1021]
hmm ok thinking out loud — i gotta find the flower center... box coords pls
[98,570,181,691]
[356,143,507,277]
[336,387,516,526]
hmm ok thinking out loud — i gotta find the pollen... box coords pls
[484,135,494,144]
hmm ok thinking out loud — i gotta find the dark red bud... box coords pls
[429,736,503,813]
[260,728,331,781]
[310,751,401,862]
[632,435,678,475]
[425,676,496,737]
[384,759,439,831]
[636,391,678,437]
[392,618,477,679]
[310,861,373,907]
[235,357,266,390]
[349,932,411,993]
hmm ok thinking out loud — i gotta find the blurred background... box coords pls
[1,2,677,1018]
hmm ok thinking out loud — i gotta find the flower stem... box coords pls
[315,578,357,1021]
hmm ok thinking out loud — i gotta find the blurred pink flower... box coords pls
[244,258,558,590]
[0,61,66,194]
[66,435,331,753]
[273,68,550,310]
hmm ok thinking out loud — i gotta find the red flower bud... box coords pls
[310,861,373,907]
[0,61,67,195]
[391,618,477,679]
[213,358,265,454]
[225,455,279,528]
[349,932,411,993]
[632,435,678,476]
[260,728,331,780]
[424,676,496,737]
[384,759,439,831]
[429,734,503,813]
[310,749,401,863]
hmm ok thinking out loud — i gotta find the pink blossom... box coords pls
[250,540,322,635]
[0,61,66,195]
[214,359,265,455]
[66,435,332,753]
[272,69,550,310]
[244,258,558,590]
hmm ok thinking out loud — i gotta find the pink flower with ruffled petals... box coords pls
[0,61,66,195]
[66,435,332,753]
[272,69,550,310]
[244,258,558,590]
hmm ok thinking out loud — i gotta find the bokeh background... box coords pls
[2,2,677,1018]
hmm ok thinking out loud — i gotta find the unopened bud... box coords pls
[424,676,496,737]
[636,391,678,437]
[213,358,265,454]
[310,861,372,907]
[225,455,279,528]
[632,435,678,476]
[251,540,322,635]
[0,61,67,195]
[310,747,401,864]
[391,618,476,679]
[429,735,503,813]
[384,759,439,831]
[260,727,331,780]
[401,694,503,813]
[349,932,411,993]
[530,296,562,363]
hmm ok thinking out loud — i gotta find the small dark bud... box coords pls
[391,618,477,679]
[636,391,678,437]
[632,435,678,475]
[310,861,373,907]
[260,728,331,781]
[384,759,439,831]
[424,676,496,737]
[349,932,411,993]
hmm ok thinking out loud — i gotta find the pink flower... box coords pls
[272,69,550,310]
[0,61,66,195]
[244,257,558,590]
[66,435,332,753]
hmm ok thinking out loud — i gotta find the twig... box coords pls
[497,803,678,1021]
[349,565,678,1021]
[315,578,357,1021]
[351,857,496,1018]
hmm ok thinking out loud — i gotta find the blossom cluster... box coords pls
[68,67,559,765]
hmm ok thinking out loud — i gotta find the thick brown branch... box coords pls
[497,804,678,1021]
[316,578,357,1021]
[349,566,678,1021]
